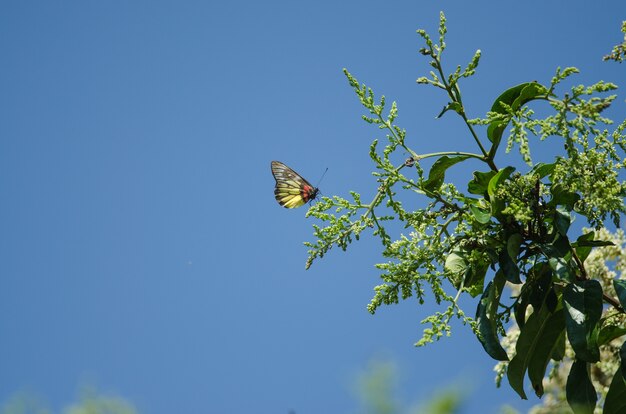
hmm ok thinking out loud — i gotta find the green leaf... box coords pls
[574,232,596,263]
[528,263,554,307]
[514,290,530,329]
[506,346,530,399]
[597,323,626,347]
[551,330,566,361]
[486,120,506,156]
[514,263,552,328]
[489,83,533,114]
[527,308,565,397]
[445,248,468,288]
[423,155,470,192]
[445,249,467,274]
[488,167,515,220]
[566,359,597,414]
[498,233,523,284]
[446,246,489,297]
[487,82,548,158]
[468,170,496,196]
[475,280,509,361]
[507,233,522,260]
[549,184,581,210]
[548,257,574,282]
[554,207,571,236]
[499,249,521,284]
[563,281,603,362]
[545,287,558,313]
[489,270,506,317]
[575,240,614,247]
[530,162,556,179]
[498,234,522,284]
[614,280,626,309]
[487,166,516,200]
[507,304,551,399]
[469,202,491,224]
[621,340,626,380]
[513,82,549,109]
[436,101,463,118]
[604,368,626,414]
[550,233,572,258]
[463,261,489,298]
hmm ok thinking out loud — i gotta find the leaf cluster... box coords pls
[603,21,626,63]
[304,13,626,413]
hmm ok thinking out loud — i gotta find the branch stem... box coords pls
[429,44,498,172]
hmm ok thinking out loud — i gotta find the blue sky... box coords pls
[1,1,625,413]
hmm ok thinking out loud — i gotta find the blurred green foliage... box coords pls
[354,359,465,414]
[1,388,136,414]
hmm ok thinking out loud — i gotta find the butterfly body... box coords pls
[271,161,319,208]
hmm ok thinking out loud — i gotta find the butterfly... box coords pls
[271,161,320,208]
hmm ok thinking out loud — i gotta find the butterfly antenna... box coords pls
[315,167,328,190]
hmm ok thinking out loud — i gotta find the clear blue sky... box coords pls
[1,1,624,413]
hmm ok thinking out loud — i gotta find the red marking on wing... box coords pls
[301,185,313,201]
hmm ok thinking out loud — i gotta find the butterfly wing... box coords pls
[271,161,319,208]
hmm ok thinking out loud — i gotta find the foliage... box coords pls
[354,359,465,414]
[0,389,137,414]
[603,21,626,63]
[1,394,50,414]
[494,228,626,414]
[305,12,626,413]
[64,390,137,414]
[355,360,400,414]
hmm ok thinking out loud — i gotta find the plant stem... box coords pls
[603,293,625,313]
[430,45,498,171]
[418,151,485,161]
